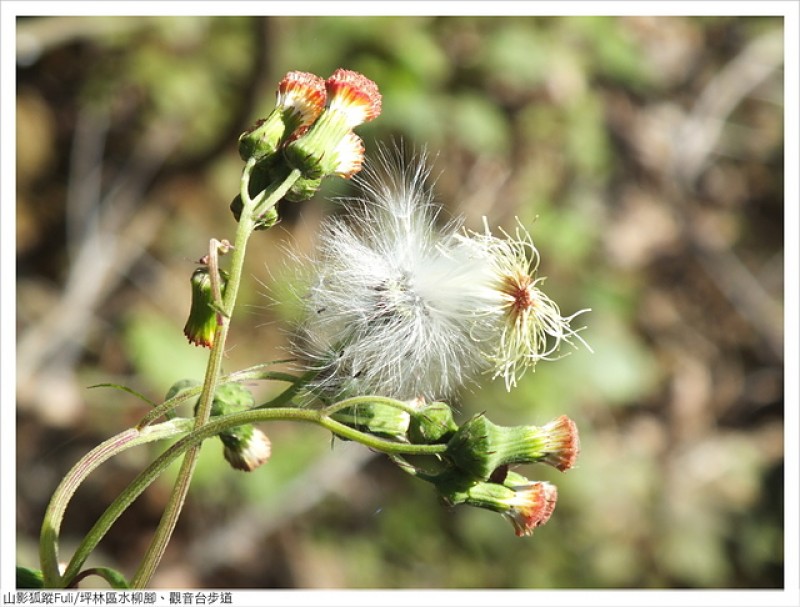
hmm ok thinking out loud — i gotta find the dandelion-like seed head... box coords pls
[293,147,487,401]
[291,146,591,401]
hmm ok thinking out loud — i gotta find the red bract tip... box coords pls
[506,482,558,537]
[277,71,327,127]
[325,69,382,127]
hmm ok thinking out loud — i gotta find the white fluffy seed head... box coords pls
[290,146,592,401]
[293,147,488,401]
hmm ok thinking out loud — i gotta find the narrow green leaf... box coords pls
[88,383,157,407]
[16,566,44,588]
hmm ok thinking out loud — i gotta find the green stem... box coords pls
[130,164,301,589]
[321,395,421,417]
[60,407,446,586]
[39,419,193,588]
[136,364,300,429]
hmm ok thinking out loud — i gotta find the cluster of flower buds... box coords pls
[432,413,578,535]
[330,395,579,536]
[329,398,459,444]
[232,69,382,224]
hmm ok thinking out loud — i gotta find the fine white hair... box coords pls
[293,146,488,401]
[291,145,591,402]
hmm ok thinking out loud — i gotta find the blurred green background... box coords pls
[16,16,784,589]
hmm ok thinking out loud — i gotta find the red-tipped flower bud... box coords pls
[445,414,581,479]
[284,70,380,179]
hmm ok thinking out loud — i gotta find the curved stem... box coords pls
[137,364,300,429]
[39,419,193,588]
[61,407,446,586]
[321,395,421,417]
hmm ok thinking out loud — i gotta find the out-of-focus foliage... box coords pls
[16,16,784,589]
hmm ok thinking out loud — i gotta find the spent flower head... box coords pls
[184,267,227,348]
[453,221,592,390]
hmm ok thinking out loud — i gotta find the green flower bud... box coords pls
[209,382,255,415]
[408,401,459,444]
[330,402,410,441]
[230,194,279,230]
[283,114,360,179]
[237,110,286,162]
[183,267,228,348]
[196,383,271,472]
[445,414,580,480]
[218,423,272,473]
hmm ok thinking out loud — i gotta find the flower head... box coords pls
[454,221,592,390]
[540,414,581,471]
[502,481,558,537]
[238,71,326,162]
[325,68,382,127]
[445,413,581,479]
[430,468,558,537]
[330,131,365,178]
[284,70,380,179]
[276,70,327,130]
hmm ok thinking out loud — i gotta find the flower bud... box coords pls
[330,402,411,441]
[265,156,323,202]
[283,70,380,179]
[230,194,279,230]
[430,469,558,537]
[184,267,228,348]
[408,401,459,444]
[237,112,286,162]
[445,414,580,480]
[219,425,272,472]
[207,382,255,415]
[197,383,272,472]
[238,71,326,162]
